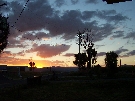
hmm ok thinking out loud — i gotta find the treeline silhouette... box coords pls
[73,28,134,78]
[0,14,10,54]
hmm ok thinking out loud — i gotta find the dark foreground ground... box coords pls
[0,78,135,101]
[0,70,135,101]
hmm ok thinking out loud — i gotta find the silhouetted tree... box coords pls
[73,50,97,70]
[93,64,101,78]
[29,61,36,71]
[105,51,118,77]
[73,53,87,70]
[86,46,97,69]
[0,14,10,54]
[75,28,97,69]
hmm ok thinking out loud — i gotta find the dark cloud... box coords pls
[97,48,129,57]
[107,14,129,23]
[126,50,135,56]
[48,10,79,33]
[0,0,5,4]
[8,38,20,45]
[5,0,128,42]
[21,31,50,41]
[96,10,129,23]
[81,11,96,21]
[7,35,28,48]
[78,9,127,24]
[111,31,124,38]
[1,0,129,54]
[93,23,116,42]
[35,32,50,39]
[46,10,88,40]
[63,53,74,57]
[1,0,133,67]
[55,0,66,7]
[26,44,70,58]
[0,1,11,14]
[85,0,98,4]
[71,0,79,4]
[21,32,36,40]
[7,39,22,48]
[97,52,106,57]
[61,20,98,40]
[123,31,135,39]
[101,10,116,15]
[115,49,129,55]
[119,50,135,58]
[111,47,129,58]
[6,28,26,49]
[8,0,53,32]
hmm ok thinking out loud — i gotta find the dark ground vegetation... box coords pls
[1,66,135,101]
[0,79,135,101]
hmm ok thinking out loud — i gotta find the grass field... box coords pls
[0,79,135,101]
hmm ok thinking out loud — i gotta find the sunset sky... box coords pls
[0,0,135,68]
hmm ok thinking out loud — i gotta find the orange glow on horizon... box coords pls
[35,63,45,68]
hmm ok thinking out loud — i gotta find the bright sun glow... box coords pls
[36,64,44,68]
